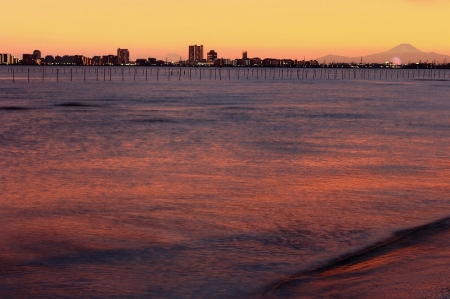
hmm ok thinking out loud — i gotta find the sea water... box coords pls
[0,66,449,298]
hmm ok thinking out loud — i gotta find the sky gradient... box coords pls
[2,0,449,60]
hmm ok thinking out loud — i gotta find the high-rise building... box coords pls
[207,50,217,62]
[117,48,130,64]
[33,50,41,59]
[22,54,33,64]
[242,51,248,60]
[188,45,203,63]
[1,53,14,64]
[102,55,118,65]
[92,56,102,65]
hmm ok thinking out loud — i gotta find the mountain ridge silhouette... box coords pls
[316,44,449,64]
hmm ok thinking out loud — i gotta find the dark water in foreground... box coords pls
[1,67,449,298]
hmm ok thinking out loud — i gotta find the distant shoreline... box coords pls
[1,64,450,69]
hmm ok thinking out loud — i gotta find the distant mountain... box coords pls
[385,43,422,54]
[316,44,450,64]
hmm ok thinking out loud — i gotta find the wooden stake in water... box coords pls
[57,69,59,82]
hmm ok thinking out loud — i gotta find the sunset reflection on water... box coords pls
[1,67,449,298]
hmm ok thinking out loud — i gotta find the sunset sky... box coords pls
[2,0,449,61]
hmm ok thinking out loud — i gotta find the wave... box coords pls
[0,106,32,111]
[415,79,450,82]
[55,102,101,107]
[262,216,450,298]
[130,118,175,123]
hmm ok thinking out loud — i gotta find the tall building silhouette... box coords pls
[33,50,41,59]
[207,50,217,62]
[117,48,130,65]
[189,45,203,63]
[1,54,13,64]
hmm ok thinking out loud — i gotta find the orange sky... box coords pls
[1,0,449,60]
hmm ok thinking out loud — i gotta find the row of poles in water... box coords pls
[5,67,449,82]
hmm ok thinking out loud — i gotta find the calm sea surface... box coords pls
[1,66,449,298]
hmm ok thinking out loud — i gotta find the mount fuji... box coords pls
[316,44,449,64]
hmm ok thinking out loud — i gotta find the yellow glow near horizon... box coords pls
[1,0,449,60]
